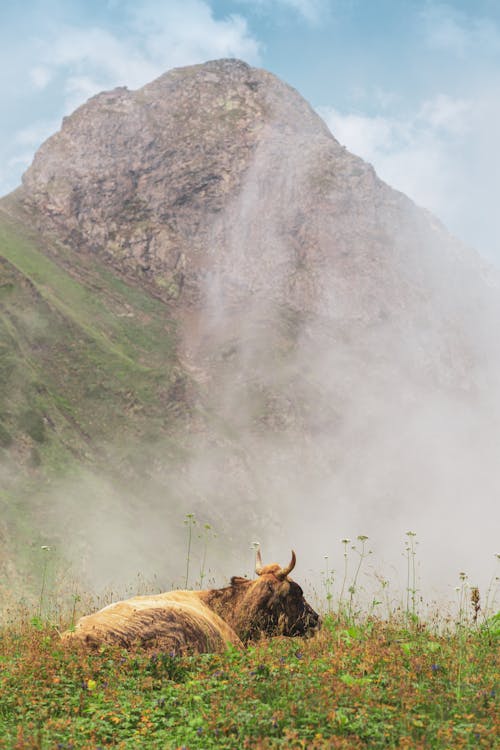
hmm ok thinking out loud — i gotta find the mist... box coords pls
[3,94,499,619]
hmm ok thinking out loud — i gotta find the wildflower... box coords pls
[341,538,350,544]
[431,664,440,672]
[357,535,369,542]
[470,586,480,622]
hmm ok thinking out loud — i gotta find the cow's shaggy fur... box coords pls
[62,553,320,654]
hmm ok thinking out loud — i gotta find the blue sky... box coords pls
[1,0,500,263]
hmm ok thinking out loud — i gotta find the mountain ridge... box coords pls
[1,58,498,596]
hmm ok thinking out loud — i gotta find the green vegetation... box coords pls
[0,610,497,749]
[0,208,181,469]
[0,205,187,570]
[1,531,498,748]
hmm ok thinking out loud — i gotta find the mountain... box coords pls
[1,59,498,598]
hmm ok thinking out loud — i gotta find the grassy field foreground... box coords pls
[0,612,498,749]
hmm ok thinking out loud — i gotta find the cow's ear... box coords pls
[278,581,291,597]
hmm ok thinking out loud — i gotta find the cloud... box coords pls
[318,94,471,213]
[237,0,329,25]
[0,0,261,196]
[318,87,500,262]
[13,122,59,148]
[421,2,500,56]
[0,120,61,190]
[276,0,328,23]
[36,2,260,108]
[128,0,261,63]
[29,66,52,90]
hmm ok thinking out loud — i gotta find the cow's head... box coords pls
[233,550,321,641]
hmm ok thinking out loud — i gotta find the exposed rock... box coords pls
[20,60,497,338]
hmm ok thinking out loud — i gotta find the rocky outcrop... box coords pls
[21,59,325,305]
[20,60,496,334]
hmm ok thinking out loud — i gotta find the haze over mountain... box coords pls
[1,59,498,604]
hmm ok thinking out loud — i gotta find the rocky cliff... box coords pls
[19,60,497,381]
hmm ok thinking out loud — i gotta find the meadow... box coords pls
[0,531,498,749]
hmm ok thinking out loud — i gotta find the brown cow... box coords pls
[62,550,320,653]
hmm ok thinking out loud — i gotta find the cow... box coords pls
[62,550,320,654]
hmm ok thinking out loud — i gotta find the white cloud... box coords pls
[237,0,328,25]
[278,0,327,23]
[30,66,52,90]
[422,2,500,56]
[129,0,261,63]
[7,153,34,170]
[7,120,59,168]
[319,87,500,261]
[32,2,260,114]
[0,0,261,196]
[51,2,257,89]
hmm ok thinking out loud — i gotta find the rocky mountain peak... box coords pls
[14,57,500,399]
[18,62,310,288]
[20,58,381,312]
[18,58,496,392]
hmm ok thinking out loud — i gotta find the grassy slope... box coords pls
[0,202,186,565]
[0,615,497,749]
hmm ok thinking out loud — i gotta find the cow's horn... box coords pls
[255,548,264,575]
[278,550,296,579]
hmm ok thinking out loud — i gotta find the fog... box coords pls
[2,111,500,619]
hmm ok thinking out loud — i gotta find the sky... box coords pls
[1,0,500,264]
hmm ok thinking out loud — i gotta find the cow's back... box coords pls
[62,592,243,653]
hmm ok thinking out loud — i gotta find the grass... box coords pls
[0,204,189,582]
[0,610,497,749]
[0,205,181,465]
[1,530,498,749]
[0,204,498,746]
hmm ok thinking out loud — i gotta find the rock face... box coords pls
[5,59,500,591]
[17,61,440,311]
[22,59,319,305]
[20,59,499,388]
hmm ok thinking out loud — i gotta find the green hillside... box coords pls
[0,201,188,574]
